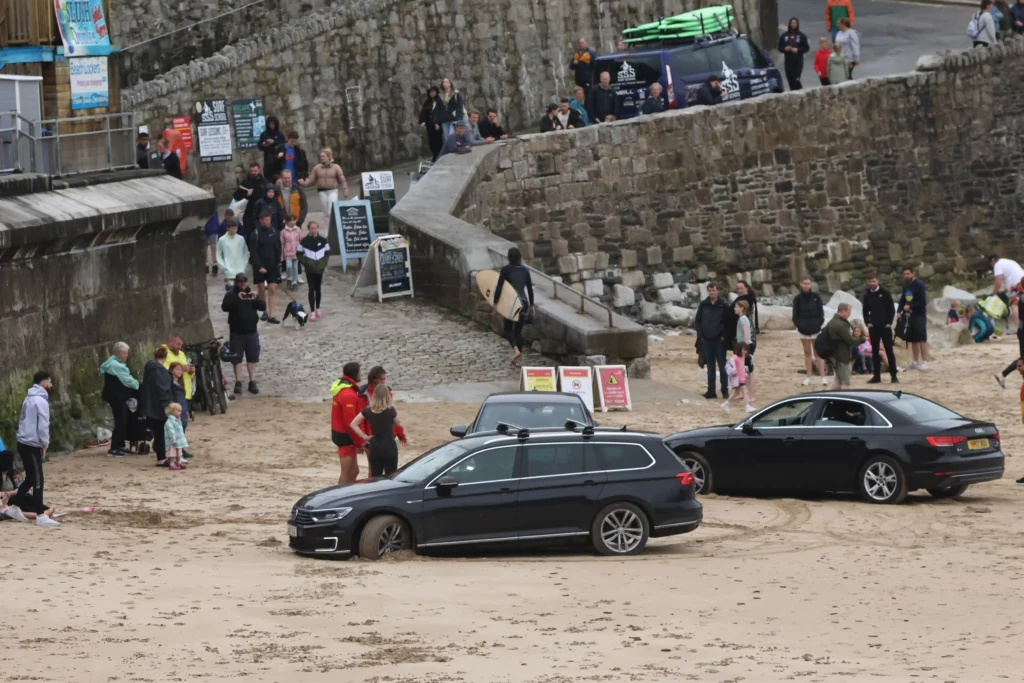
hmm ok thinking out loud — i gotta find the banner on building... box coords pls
[172,116,193,151]
[69,56,108,110]
[230,99,265,150]
[54,0,112,56]
[195,100,232,162]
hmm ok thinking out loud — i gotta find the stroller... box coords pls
[125,397,153,455]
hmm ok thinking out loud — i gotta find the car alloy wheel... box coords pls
[377,521,406,556]
[858,455,907,504]
[679,451,712,494]
[592,502,649,556]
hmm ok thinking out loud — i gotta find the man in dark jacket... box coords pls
[778,17,810,90]
[234,163,269,238]
[1011,0,1024,34]
[479,109,509,140]
[696,76,725,106]
[139,347,173,463]
[793,277,827,385]
[157,138,182,180]
[249,212,282,325]
[540,104,565,133]
[897,265,928,370]
[862,273,898,384]
[569,38,598,95]
[136,132,150,169]
[586,72,617,123]
[259,116,287,180]
[694,281,731,399]
[222,273,266,395]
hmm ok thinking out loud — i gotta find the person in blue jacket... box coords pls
[897,265,929,370]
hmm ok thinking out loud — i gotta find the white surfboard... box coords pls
[476,269,524,321]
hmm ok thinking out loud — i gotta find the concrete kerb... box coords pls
[390,145,648,360]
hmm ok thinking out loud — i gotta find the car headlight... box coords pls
[310,508,353,523]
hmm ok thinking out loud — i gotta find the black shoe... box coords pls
[703,391,717,399]
[261,313,269,321]
[867,377,881,384]
[234,381,243,394]
[267,317,280,324]
[248,381,259,395]
[156,459,170,467]
[212,264,218,276]
[106,449,127,457]
[722,389,729,400]
[891,377,899,384]
[1017,476,1024,485]
[182,450,194,459]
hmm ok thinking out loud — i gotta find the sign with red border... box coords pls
[595,365,631,412]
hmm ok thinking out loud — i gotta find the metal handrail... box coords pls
[0,111,137,177]
[487,246,615,328]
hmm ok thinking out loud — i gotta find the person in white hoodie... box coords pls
[216,219,249,292]
[12,371,59,527]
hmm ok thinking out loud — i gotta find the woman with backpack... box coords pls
[494,247,535,369]
[970,0,998,46]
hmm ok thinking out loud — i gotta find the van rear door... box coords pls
[594,54,664,121]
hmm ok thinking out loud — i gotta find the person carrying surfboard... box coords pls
[495,247,535,369]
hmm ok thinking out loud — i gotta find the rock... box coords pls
[655,304,695,326]
[638,298,659,322]
[927,321,974,349]
[621,271,646,289]
[625,356,652,379]
[827,290,863,320]
[656,286,683,303]
[584,278,604,297]
[651,272,674,288]
[941,285,977,303]
[612,284,635,308]
[757,304,795,331]
[581,354,607,366]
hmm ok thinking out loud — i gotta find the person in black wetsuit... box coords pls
[494,246,535,368]
[350,384,407,477]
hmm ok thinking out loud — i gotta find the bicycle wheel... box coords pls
[202,363,218,416]
[212,359,228,414]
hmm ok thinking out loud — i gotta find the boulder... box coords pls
[941,285,976,303]
[927,321,974,349]
[612,284,635,308]
[826,290,863,321]
[656,304,695,327]
[584,279,604,297]
[651,272,674,289]
[638,298,659,323]
[757,304,796,331]
[656,286,683,303]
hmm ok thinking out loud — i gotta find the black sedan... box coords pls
[450,392,597,437]
[665,391,1004,504]
[289,426,702,559]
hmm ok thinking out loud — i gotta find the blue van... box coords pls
[591,34,783,120]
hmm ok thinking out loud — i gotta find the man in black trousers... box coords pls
[862,272,899,384]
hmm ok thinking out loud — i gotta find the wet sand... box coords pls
[6,332,1024,682]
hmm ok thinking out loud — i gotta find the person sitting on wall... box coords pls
[640,83,667,115]
[540,104,565,133]
[437,121,473,159]
[697,76,726,106]
[478,109,509,140]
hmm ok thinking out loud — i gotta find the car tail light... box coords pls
[677,472,694,486]
[926,435,968,447]
[665,65,675,108]
[993,431,1000,444]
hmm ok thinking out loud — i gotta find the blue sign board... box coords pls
[69,56,108,110]
[54,0,112,57]
[331,200,376,272]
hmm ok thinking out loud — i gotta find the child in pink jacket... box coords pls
[280,213,303,289]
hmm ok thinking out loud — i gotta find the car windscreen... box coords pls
[670,42,744,78]
[882,396,964,422]
[476,402,591,432]
[596,55,663,88]
[735,37,770,69]
[393,442,467,483]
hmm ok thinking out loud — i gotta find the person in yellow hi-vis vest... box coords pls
[161,333,195,452]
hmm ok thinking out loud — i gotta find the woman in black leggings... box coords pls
[495,247,535,368]
[350,384,408,476]
[298,222,330,321]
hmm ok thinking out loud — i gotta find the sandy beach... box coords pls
[6,330,1024,682]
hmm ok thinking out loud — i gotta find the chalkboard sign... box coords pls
[329,199,376,272]
[374,235,414,301]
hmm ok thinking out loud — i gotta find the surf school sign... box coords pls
[54,0,112,56]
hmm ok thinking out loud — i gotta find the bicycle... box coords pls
[183,338,228,416]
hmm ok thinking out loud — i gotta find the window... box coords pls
[670,49,712,78]
[815,400,870,427]
[589,443,653,471]
[475,402,590,432]
[700,43,745,72]
[395,442,466,483]
[881,396,962,423]
[737,38,770,69]
[524,444,584,478]
[445,446,517,485]
[752,400,816,428]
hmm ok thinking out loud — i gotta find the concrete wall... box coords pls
[120,0,777,198]
[462,41,1024,316]
[0,173,215,450]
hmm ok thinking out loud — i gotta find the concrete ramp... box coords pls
[391,147,647,366]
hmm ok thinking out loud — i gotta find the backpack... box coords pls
[814,329,838,360]
[966,12,982,38]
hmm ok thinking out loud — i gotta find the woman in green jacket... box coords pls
[297,221,330,321]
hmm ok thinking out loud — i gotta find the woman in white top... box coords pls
[973,0,998,46]
[834,18,861,77]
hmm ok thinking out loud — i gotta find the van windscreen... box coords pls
[670,42,745,78]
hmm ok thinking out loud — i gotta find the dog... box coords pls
[282,299,308,328]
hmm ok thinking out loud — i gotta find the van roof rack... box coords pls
[622,5,735,47]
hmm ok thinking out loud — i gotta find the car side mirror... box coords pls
[449,425,467,438]
[436,477,459,496]
[741,421,757,435]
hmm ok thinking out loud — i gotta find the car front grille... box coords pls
[292,508,314,524]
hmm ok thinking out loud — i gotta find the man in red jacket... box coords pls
[331,362,364,484]
[358,366,408,445]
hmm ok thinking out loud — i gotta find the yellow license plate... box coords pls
[967,439,989,450]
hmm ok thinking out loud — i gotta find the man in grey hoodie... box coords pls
[12,372,59,526]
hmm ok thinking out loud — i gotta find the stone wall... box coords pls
[461,41,1024,318]
[0,173,215,451]
[121,0,776,199]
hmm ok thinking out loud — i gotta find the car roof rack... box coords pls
[496,422,530,439]
[622,5,735,48]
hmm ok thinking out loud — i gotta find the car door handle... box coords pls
[499,487,514,493]
[783,437,797,445]
[583,479,597,486]
[848,437,864,442]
